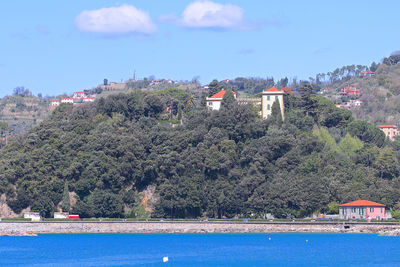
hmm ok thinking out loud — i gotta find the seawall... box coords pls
[1,221,400,236]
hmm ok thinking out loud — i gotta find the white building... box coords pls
[83,97,95,103]
[206,89,237,111]
[61,98,74,104]
[50,100,60,106]
[54,212,69,219]
[24,212,41,221]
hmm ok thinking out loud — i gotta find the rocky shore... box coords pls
[0,221,400,236]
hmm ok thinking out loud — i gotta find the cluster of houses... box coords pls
[206,86,288,120]
[335,84,363,109]
[49,91,96,111]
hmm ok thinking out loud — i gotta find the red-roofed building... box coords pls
[379,125,398,140]
[206,89,237,111]
[339,200,385,220]
[73,91,87,99]
[61,98,73,104]
[261,87,285,119]
[281,86,293,95]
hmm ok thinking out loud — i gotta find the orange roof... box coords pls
[209,89,236,99]
[379,125,397,128]
[281,86,293,95]
[339,200,385,207]
[265,86,282,92]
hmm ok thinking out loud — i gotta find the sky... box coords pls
[1,0,400,97]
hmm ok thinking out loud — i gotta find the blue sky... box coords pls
[1,0,399,97]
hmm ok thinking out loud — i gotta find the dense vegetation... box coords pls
[1,85,400,219]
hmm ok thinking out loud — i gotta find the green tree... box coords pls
[61,183,70,212]
[208,80,224,97]
[221,89,236,109]
[339,133,363,156]
[374,147,399,179]
[271,100,282,125]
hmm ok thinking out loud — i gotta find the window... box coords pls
[342,208,345,215]
[267,96,270,101]
[267,114,271,118]
[381,208,383,213]
[208,102,212,106]
[267,104,270,110]
[370,207,374,212]
[275,96,278,100]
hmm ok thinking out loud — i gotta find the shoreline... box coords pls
[1,221,400,236]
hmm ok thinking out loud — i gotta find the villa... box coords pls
[379,125,399,140]
[339,200,385,220]
[206,89,237,111]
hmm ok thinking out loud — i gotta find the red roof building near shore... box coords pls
[339,200,385,220]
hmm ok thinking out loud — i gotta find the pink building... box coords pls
[339,200,385,220]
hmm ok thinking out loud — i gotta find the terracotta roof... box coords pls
[74,91,85,94]
[281,86,293,95]
[339,200,385,207]
[265,86,282,92]
[379,125,397,128]
[209,89,236,99]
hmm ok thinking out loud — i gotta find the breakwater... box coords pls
[1,221,400,236]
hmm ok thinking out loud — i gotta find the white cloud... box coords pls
[180,1,246,29]
[75,5,157,35]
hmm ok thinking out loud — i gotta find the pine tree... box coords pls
[221,89,236,109]
[271,99,282,125]
[61,183,70,212]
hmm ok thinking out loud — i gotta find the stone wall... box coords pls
[1,221,400,236]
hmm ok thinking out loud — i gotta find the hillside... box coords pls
[1,88,400,219]
[322,61,400,126]
[0,93,51,136]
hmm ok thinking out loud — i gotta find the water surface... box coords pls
[0,233,399,266]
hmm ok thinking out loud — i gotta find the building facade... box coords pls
[61,98,74,104]
[206,89,237,111]
[261,87,285,119]
[73,91,87,99]
[339,200,385,220]
[379,125,399,141]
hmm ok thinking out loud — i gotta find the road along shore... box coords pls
[1,221,400,236]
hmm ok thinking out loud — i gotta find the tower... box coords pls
[261,87,285,120]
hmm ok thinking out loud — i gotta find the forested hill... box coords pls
[1,88,400,219]
[321,54,400,126]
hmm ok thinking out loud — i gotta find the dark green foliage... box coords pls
[32,197,54,218]
[271,100,282,125]
[1,90,400,220]
[61,183,70,212]
[221,89,235,109]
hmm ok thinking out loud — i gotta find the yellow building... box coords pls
[261,87,285,119]
[379,125,399,140]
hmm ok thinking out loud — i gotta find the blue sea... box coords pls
[0,233,400,266]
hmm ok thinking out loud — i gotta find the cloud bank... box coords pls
[75,5,157,35]
[180,1,247,30]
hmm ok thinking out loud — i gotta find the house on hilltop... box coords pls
[339,200,385,220]
[206,89,237,111]
[73,91,87,99]
[261,87,285,119]
[206,87,286,120]
[379,125,399,140]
